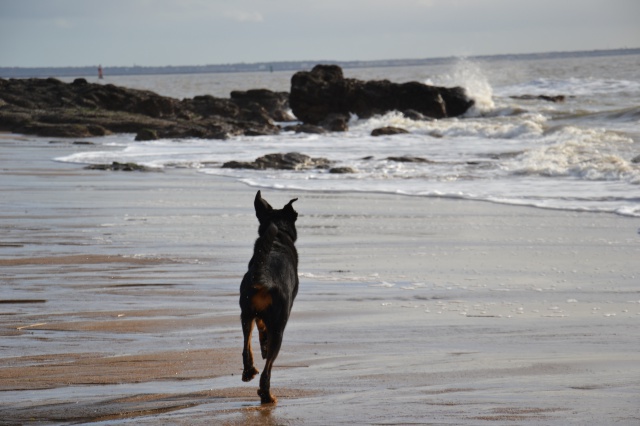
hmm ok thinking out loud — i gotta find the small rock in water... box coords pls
[135,129,159,141]
[282,124,327,134]
[510,94,566,103]
[402,109,431,121]
[329,167,357,174]
[85,162,155,172]
[222,152,332,170]
[386,156,433,163]
[371,126,410,137]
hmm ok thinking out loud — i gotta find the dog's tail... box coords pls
[250,222,278,285]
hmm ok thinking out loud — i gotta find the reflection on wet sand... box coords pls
[1,137,639,424]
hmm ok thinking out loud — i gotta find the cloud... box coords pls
[224,9,264,23]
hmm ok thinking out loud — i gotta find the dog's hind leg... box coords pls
[241,313,259,382]
[258,329,284,404]
[256,318,268,360]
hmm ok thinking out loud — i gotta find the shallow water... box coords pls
[2,137,639,424]
[56,51,640,217]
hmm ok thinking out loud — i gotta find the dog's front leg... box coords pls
[241,314,259,382]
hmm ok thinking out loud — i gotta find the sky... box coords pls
[1,0,638,68]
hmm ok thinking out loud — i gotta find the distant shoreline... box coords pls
[1,47,639,79]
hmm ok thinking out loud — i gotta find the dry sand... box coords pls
[1,136,639,425]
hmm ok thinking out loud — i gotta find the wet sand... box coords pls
[1,135,639,425]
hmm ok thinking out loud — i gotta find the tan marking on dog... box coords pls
[251,284,272,311]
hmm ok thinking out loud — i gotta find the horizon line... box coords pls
[1,47,639,71]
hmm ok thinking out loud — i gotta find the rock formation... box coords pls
[0,78,290,139]
[1,66,476,139]
[289,65,474,128]
[371,127,410,136]
[222,152,332,170]
[510,94,566,103]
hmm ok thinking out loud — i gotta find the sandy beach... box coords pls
[1,135,639,425]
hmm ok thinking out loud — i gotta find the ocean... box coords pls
[56,51,640,217]
[3,51,640,424]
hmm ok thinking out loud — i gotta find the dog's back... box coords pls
[247,222,298,307]
[239,191,299,404]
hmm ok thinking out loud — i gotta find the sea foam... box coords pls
[55,53,640,217]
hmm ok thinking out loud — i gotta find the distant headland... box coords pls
[0,48,638,79]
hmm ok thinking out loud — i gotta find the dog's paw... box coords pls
[242,366,259,382]
[258,388,277,405]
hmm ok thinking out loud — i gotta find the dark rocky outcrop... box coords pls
[230,89,294,122]
[222,152,332,170]
[0,77,286,139]
[371,127,410,137]
[1,67,472,139]
[135,129,159,141]
[290,65,474,128]
[319,113,349,132]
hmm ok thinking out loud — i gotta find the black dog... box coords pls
[240,190,299,404]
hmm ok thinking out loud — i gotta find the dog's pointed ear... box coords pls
[284,198,298,220]
[254,190,272,220]
[285,198,298,209]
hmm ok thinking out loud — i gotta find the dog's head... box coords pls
[254,191,298,241]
